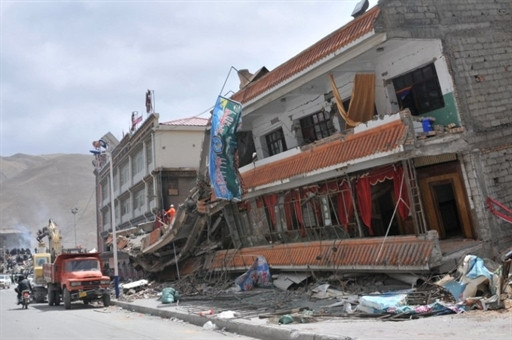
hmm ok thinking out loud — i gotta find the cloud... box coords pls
[1,0,377,156]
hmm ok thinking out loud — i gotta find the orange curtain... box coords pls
[337,181,354,231]
[347,73,375,126]
[329,73,375,128]
[356,176,374,235]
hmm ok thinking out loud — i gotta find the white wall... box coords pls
[154,128,205,168]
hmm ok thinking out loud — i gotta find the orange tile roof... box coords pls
[205,235,436,272]
[241,118,408,190]
[232,6,380,104]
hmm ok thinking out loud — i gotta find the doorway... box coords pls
[418,162,474,240]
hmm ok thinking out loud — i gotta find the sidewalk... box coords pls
[112,296,512,340]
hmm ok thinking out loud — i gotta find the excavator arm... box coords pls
[36,219,63,260]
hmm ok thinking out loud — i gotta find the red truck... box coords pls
[43,252,111,309]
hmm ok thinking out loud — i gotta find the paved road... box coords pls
[0,289,255,339]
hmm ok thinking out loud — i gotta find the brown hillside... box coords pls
[0,154,97,250]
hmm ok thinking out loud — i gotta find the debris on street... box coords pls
[114,253,511,324]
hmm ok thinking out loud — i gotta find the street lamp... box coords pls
[71,207,78,247]
[91,139,119,299]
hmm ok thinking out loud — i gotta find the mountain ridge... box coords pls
[0,153,98,250]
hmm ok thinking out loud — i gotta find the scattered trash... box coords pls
[311,283,345,299]
[217,310,237,319]
[273,273,310,291]
[199,309,213,316]
[278,314,294,324]
[160,287,180,304]
[357,291,409,314]
[202,320,217,330]
[120,279,149,293]
[234,255,272,291]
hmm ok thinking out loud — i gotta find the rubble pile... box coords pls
[114,254,512,323]
[0,248,33,277]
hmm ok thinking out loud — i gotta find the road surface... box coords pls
[0,289,254,339]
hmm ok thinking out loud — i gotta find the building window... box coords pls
[102,209,109,227]
[101,181,108,201]
[265,128,287,156]
[132,148,143,176]
[146,141,153,165]
[147,180,154,202]
[121,197,130,216]
[300,110,335,144]
[120,161,129,187]
[133,187,145,211]
[393,63,444,115]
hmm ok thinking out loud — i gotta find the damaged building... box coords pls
[94,0,512,283]
[91,113,208,278]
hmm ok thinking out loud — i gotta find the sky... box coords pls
[0,0,378,157]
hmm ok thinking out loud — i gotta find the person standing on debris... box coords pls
[165,204,176,224]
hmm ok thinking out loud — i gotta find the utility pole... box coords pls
[71,208,78,247]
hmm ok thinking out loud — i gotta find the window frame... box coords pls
[299,110,336,144]
[265,127,287,156]
[393,63,444,115]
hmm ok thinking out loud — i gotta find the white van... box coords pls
[0,274,12,289]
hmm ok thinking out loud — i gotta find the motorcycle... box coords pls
[20,290,31,309]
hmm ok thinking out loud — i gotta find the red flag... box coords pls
[131,112,143,131]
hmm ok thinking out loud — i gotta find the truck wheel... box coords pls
[102,293,111,307]
[63,288,71,309]
[54,291,60,306]
[48,286,54,306]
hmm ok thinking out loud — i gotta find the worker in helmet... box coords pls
[165,204,176,224]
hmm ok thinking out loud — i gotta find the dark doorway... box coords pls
[433,183,462,237]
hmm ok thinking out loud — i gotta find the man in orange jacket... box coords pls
[165,204,176,223]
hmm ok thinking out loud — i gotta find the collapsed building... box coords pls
[93,0,512,286]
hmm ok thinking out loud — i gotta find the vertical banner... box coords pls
[209,95,243,201]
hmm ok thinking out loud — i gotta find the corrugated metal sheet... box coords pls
[161,117,209,126]
[205,235,437,273]
[232,6,380,104]
[241,119,408,190]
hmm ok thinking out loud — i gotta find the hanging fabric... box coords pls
[347,74,376,124]
[328,73,376,128]
[263,194,278,228]
[337,180,354,230]
[328,74,361,127]
[356,176,373,235]
[293,189,306,237]
[283,192,295,231]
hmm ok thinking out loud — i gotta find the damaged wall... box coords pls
[375,0,512,255]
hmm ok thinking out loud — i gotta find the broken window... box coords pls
[265,127,287,156]
[299,110,336,144]
[393,63,444,115]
